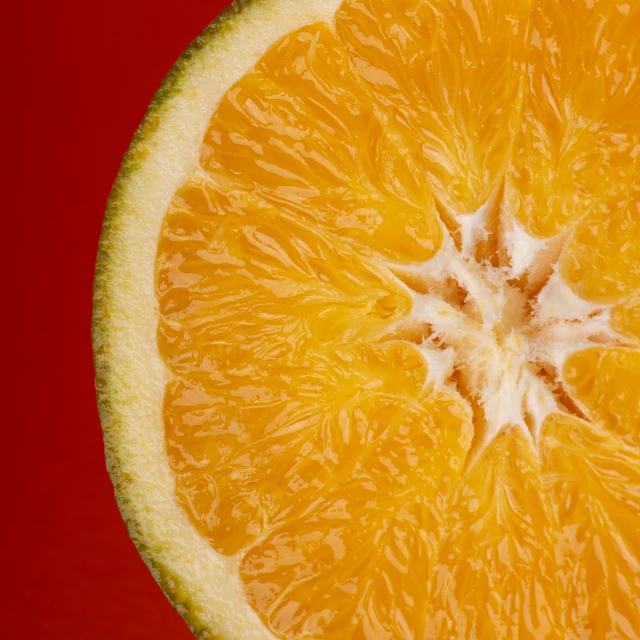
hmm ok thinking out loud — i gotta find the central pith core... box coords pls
[389,202,628,458]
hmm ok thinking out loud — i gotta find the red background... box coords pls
[5,1,232,637]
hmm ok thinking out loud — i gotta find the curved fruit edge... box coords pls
[93,3,259,637]
[92,0,343,637]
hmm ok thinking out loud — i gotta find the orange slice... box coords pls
[93,0,640,638]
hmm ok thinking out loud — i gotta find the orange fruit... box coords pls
[93,0,640,637]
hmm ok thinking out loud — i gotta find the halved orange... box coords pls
[93,0,640,637]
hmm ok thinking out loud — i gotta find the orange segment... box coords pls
[335,0,531,214]
[241,392,471,638]
[426,426,563,639]
[159,176,427,557]
[559,185,640,304]
[541,415,640,638]
[612,293,640,341]
[164,340,450,555]
[200,24,442,264]
[507,0,640,237]
[563,348,640,447]
[157,180,412,379]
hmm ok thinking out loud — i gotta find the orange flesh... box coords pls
[156,0,640,637]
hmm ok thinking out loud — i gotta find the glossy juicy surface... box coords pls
[156,0,640,637]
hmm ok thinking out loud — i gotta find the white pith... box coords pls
[394,198,630,457]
